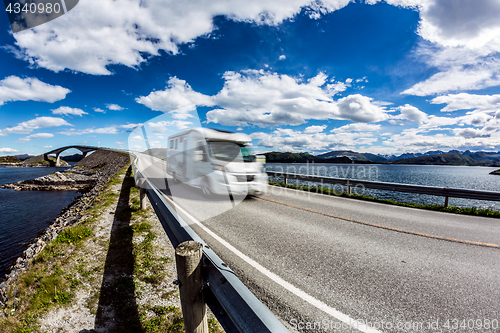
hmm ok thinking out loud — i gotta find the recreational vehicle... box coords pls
[166,128,267,196]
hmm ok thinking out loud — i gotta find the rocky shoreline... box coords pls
[490,169,500,175]
[1,169,96,191]
[0,149,130,307]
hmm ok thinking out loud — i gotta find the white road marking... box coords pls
[163,194,383,333]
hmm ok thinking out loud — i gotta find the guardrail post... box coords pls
[284,176,287,186]
[175,241,208,333]
[444,196,449,207]
[140,187,147,210]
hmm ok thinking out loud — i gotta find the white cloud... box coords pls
[279,55,286,60]
[0,76,70,106]
[93,107,106,113]
[304,125,327,134]
[431,93,500,112]
[136,77,214,119]
[59,126,121,136]
[130,135,145,142]
[335,94,388,123]
[331,123,381,133]
[402,64,500,96]
[18,133,54,143]
[120,123,143,129]
[424,93,500,135]
[204,70,389,127]
[58,123,143,136]
[420,115,458,129]
[415,0,500,48]
[392,104,429,124]
[0,148,19,154]
[250,126,380,152]
[43,145,53,148]
[148,120,193,133]
[106,103,124,111]
[52,106,88,117]
[454,127,491,139]
[391,0,500,96]
[0,117,72,136]
[326,81,348,95]
[383,127,500,152]
[325,76,368,95]
[11,0,354,75]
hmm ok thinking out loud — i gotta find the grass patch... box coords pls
[133,230,166,286]
[30,275,71,310]
[269,181,500,218]
[133,222,152,233]
[139,305,184,333]
[53,226,93,246]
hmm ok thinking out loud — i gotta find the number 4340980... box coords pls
[5,2,61,14]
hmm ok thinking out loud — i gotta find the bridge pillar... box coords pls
[82,151,88,159]
[44,154,49,161]
[56,153,61,167]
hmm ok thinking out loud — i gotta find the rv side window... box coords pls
[170,140,173,149]
[175,139,178,149]
[196,142,209,162]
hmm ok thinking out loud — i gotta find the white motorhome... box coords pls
[166,128,267,196]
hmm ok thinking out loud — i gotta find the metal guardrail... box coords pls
[130,155,290,333]
[266,171,500,206]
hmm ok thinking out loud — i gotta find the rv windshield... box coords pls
[208,141,256,162]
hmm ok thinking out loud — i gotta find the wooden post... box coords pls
[284,177,288,186]
[347,185,351,195]
[444,196,449,207]
[140,187,147,210]
[175,241,208,333]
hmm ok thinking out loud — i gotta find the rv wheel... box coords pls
[201,177,211,196]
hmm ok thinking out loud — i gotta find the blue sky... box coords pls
[1,0,500,156]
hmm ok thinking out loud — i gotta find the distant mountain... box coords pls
[467,151,500,164]
[14,154,33,161]
[264,152,320,163]
[393,153,475,165]
[263,149,500,166]
[392,153,500,166]
[317,150,387,163]
[381,150,446,161]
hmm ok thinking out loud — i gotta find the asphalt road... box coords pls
[137,154,500,333]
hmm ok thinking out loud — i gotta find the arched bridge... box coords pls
[44,145,100,167]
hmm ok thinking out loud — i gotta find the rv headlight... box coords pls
[213,165,225,171]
